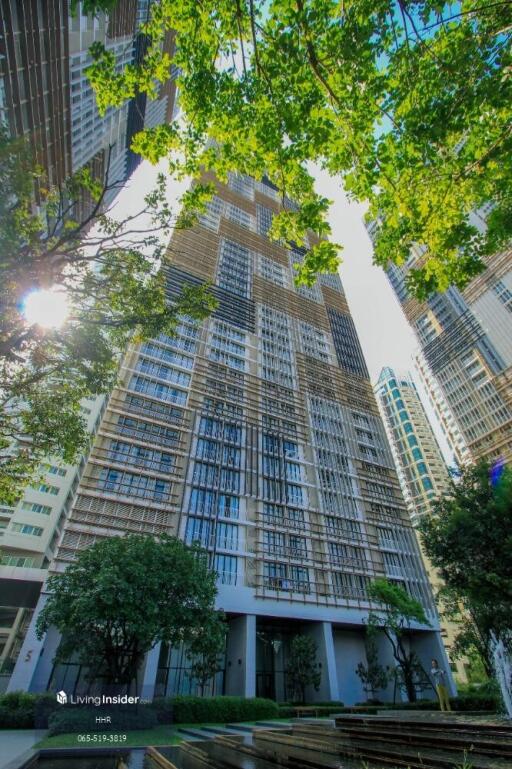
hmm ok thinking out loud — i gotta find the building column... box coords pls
[140,642,161,702]
[304,621,339,702]
[224,614,256,697]
[7,593,58,693]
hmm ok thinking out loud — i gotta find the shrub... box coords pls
[278,703,353,718]
[48,706,157,736]
[378,694,498,712]
[0,692,35,729]
[152,696,278,724]
[0,692,59,729]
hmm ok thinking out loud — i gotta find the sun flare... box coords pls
[23,288,70,329]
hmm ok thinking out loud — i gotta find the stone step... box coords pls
[175,726,218,740]
[340,737,510,769]
[225,723,254,732]
[340,728,512,757]
[293,720,512,761]
[200,725,244,736]
[335,714,512,735]
[254,721,293,729]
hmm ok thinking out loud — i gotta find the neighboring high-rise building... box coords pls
[0,397,104,692]
[414,351,471,467]
[9,173,453,704]
[385,248,512,466]
[374,368,470,682]
[0,1,177,207]
[374,369,451,527]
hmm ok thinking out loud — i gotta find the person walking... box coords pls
[431,658,452,712]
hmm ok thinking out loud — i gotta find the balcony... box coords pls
[92,479,172,505]
[332,585,368,601]
[328,555,367,570]
[263,576,310,593]
[260,513,305,530]
[94,449,177,476]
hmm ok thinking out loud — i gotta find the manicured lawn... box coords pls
[35,726,182,749]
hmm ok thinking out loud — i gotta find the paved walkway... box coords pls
[0,730,46,769]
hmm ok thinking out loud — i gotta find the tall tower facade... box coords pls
[0,1,177,206]
[414,351,471,467]
[10,173,452,704]
[374,368,469,681]
[385,248,512,466]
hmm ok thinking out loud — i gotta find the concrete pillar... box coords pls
[332,629,368,705]
[140,642,161,701]
[373,629,402,703]
[224,614,256,697]
[304,621,339,702]
[7,593,57,693]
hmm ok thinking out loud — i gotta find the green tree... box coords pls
[187,620,227,696]
[85,0,512,297]
[420,462,512,661]
[286,634,321,703]
[435,583,494,679]
[0,129,216,504]
[367,578,430,702]
[356,627,389,701]
[36,534,226,689]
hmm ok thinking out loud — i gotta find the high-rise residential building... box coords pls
[374,368,469,681]
[385,248,512,466]
[9,172,453,704]
[0,397,104,692]
[0,1,177,207]
[374,369,451,528]
[414,351,471,467]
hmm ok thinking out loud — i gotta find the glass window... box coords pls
[214,554,237,584]
[185,517,211,547]
[218,495,239,518]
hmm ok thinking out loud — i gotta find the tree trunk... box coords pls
[403,666,417,702]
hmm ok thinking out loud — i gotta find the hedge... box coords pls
[277,693,498,718]
[152,696,279,724]
[381,695,497,712]
[0,692,59,729]
[48,706,158,736]
[278,704,369,718]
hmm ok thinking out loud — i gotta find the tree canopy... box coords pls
[420,462,512,647]
[36,534,226,688]
[0,129,216,504]
[86,0,512,297]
